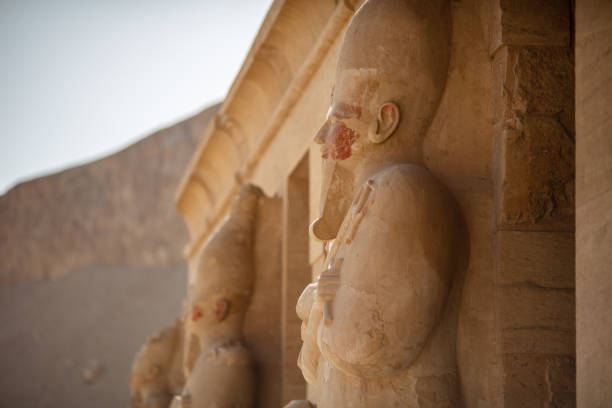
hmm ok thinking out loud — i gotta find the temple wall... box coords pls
[576,0,612,405]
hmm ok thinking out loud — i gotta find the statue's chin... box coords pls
[310,217,338,242]
[312,161,354,242]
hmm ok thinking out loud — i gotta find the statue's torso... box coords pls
[313,164,462,408]
[181,342,254,408]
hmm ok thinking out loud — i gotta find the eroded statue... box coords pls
[174,184,260,408]
[289,0,468,407]
[130,318,185,408]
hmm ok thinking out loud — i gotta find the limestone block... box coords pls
[500,286,574,355]
[497,231,575,356]
[497,44,575,231]
[503,354,575,407]
[490,0,571,50]
[504,47,574,135]
[498,231,574,289]
[499,115,574,230]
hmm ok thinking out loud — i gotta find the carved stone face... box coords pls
[315,69,381,168]
[315,102,362,161]
[311,69,382,241]
[187,295,229,338]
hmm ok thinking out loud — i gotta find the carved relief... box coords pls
[290,0,468,406]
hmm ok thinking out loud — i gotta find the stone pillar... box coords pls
[281,154,310,404]
[491,0,576,405]
[244,193,283,408]
[576,1,612,406]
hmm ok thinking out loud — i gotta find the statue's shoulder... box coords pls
[213,342,253,367]
[360,164,462,248]
[372,163,442,189]
[368,164,450,214]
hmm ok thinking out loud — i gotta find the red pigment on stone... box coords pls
[191,306,203,322]
[322,122,357,160]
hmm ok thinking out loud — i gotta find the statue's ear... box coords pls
[214,298,230,322]
[367,102,400,144]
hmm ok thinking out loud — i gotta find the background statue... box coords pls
[130,318,185,408]
[176,184,260,408]
[292,0,469,406]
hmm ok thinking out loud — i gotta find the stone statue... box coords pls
[292,0,468,406]
[176,184,260,408]
[130,318,185,408]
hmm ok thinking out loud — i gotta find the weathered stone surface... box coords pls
[576,2,612,403]
[494,20,575,405]
[497,230,575,356]
[500,285,574,355]
[501,116,574,228]
[503,354,575,407]
[505,47,574,135]
[498,231,574,288]
[498,46,575,231]
[0,104,219,283]
[490,0,572,50]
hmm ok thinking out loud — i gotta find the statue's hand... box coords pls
[316,259,342,323]
[316,267,340,301]
[296,284,323,384]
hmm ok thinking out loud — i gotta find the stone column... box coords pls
[576,0,612,405]
[491,0,576,405]
[281,154,310,404]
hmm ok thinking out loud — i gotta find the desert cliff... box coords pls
[0,104,218,283]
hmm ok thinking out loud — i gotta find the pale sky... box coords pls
[0,0,274,194]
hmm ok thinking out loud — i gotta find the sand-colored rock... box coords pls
[0,104,218,407]
[0,104,219,283]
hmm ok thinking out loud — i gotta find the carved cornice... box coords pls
[176,0,361,259]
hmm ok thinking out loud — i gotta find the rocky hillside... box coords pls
[0,104,219,283]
